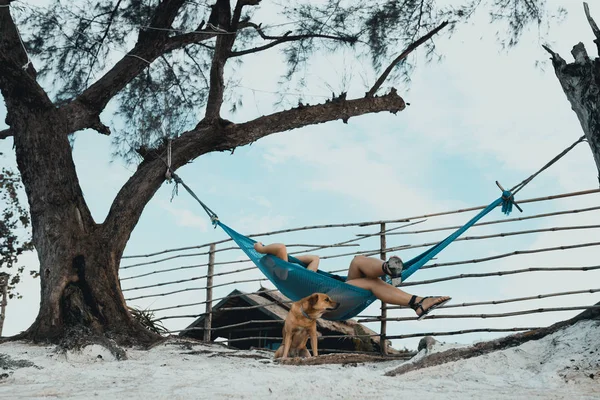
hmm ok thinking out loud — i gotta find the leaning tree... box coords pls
[0,0,566,348]
[544,2,600,183]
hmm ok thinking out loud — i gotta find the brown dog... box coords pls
[274,293,340,359]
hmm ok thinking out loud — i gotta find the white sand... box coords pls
[0,320,598,400]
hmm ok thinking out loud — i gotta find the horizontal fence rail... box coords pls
[357,205,600,237]
[356,305,600,323]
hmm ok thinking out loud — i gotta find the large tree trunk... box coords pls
[10,108,159,348]
[544,3,600,183]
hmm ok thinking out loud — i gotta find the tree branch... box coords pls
[61,0,214,134]
[571,42,590,65]
[230,22,357,57]
[0,2,53,110]
[83,0,124,88]
[542,44,566,68]
[139,0,188,42]
[102,154,171,251]
[104,89,406,240]
[204,0,236,121]
[92,1,264,234]
[0,129,13,139]
[62,33,217,132]
[178,89,406,162]
[583,1,600,54]
[366,21,448,97]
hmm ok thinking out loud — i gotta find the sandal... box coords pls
[408,295,451,321]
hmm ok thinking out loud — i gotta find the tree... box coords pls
[0,0,563,348]
[543,2,600,183]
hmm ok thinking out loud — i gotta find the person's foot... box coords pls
[409,296,451,320]
[382,256,404,286]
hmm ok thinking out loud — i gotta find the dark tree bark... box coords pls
[0,0,446,348]
[543,2,600,184]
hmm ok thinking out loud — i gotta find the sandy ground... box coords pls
[0,320,598,400]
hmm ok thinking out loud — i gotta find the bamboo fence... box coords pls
[120,188,600,355]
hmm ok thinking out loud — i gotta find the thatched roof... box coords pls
[181,288,399,354]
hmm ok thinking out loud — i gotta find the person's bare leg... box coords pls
[253,243,320,271]
[347,255,388,280]
[346,277,451,317]
[253,242,288,262]
[296,255,320,272]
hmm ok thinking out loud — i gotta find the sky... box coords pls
[1,0,600,351]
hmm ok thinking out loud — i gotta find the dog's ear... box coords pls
[308,293,319,307]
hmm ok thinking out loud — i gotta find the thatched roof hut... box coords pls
[180,288,400,355]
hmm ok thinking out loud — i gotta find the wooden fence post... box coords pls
[379,223,388,355]
[203,243,216,342]
[0,273,8,337]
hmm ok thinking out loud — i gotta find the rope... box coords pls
[161,140,219,222]
[166,167,219,223]
[510,135,586,196]
[2,2,33,70]
[166,138,172,173]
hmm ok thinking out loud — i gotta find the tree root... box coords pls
[54,326,128,360]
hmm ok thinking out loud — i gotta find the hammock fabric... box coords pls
[216,194,511,320]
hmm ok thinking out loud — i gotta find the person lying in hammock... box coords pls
[253,242,451,320]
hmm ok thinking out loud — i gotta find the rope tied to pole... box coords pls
[501,190,515,215]
[495,135,586,215]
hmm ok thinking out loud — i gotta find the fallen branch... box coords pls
[385,301,600,376]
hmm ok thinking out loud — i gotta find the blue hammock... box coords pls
[216,195,510,320]
[170,172,518,320]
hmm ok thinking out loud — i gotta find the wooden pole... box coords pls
[203,243,216,342]
[379,223,388,355]
[0,274,8,337]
